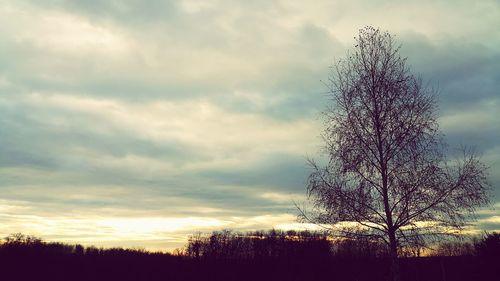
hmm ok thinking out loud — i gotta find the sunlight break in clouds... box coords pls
[0,197,301,250]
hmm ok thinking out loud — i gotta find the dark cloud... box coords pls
[395,31,500,200]
[400,32,500,112]
[0,97,197,170]
[198,154,310,192]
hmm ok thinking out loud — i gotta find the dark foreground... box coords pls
[1,248,497,281]
[1,231,498,281]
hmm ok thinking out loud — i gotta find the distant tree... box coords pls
[474,232,500,259]
[184,229,331,260]
[431,240,475,257]
[4,233,42,245]
[302,26,491,281]
[186,232,205,258]
[333,237,389,259]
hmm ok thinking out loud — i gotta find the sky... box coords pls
[0,0,499,251]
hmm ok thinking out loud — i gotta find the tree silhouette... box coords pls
[184,229,331,260]
[474,232,500,259]
[302,26,491,281]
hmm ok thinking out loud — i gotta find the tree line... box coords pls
[1,231,498,281]
[184,229,385,259]
[182,229,499,259]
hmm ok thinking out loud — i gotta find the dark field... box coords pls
[1,253,495,281]
[1,231,498,281]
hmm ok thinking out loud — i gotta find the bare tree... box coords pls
[302,26,490,281]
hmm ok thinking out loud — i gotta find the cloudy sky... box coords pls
[1,0,499,251]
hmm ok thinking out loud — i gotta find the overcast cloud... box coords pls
[1,0,499,250]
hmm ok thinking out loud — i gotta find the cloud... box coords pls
[400,33,500,111]
[0,92,321,169]
[1,0,343,120]
[0,91,318,244]
[0,198,299,250]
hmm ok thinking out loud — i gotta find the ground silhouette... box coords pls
[0,231,498,281]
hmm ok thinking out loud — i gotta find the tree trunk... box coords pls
[389,230,400,281]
